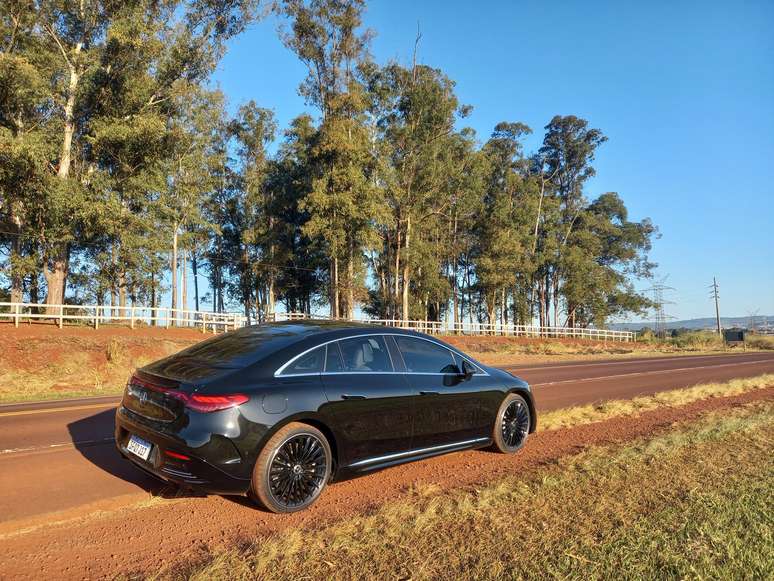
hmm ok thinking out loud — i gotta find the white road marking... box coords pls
[530,359,772,387]
[0,437,115,457]
[0,402,117,418]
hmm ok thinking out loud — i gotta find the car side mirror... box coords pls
[460,360,475,381]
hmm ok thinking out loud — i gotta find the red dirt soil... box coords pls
[1,387,771,580]
[0,325,204,385]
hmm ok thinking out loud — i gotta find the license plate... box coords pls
[126,434,152,461]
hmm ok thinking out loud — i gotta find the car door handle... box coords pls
[341,394,366,400]
[419,390,440,396]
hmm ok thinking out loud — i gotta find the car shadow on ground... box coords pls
[66,408,202,500]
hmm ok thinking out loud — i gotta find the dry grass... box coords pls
[747,334,774,350]
[0,337,186,403]
[539,373,774,430]
[169,401,774,581]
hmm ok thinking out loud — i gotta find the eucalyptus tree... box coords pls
[228,101,277,322]
[560,192,655,327]
[475,122,534,325]
[0,0,262,312]
[264,114,327,314]
[281,0,382,318]
[537,115,607,326]
[366,62,465,320]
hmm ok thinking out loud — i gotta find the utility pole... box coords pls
[710,277,721,335]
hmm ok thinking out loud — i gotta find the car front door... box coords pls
[319,335,415,468]
[393,335,489,449]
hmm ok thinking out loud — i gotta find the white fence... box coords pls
[271,312,637,342]
[0,302,636,342]
[0,302,244,333]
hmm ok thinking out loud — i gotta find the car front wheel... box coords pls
[250,422,332,513]
[491,393,531,453]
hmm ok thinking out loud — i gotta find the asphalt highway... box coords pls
[1,351,772,523]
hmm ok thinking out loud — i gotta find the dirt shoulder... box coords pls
[0,386,771,579]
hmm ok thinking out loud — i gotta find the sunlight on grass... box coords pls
[171,401,773,581]
[539,373,774,430]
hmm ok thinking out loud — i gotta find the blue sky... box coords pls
[205,0,774,321]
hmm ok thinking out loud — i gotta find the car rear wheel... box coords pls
[492,393,530,453]
[250,422,332,513]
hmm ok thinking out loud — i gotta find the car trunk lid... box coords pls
[122,372,187,422]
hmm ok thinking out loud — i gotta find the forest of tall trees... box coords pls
[0,0,656,328]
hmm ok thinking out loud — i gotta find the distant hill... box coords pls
[610,315,774,332]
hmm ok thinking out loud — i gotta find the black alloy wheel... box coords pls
[268,434,327,508]
[492,393,531,453]
[251,422,332,513]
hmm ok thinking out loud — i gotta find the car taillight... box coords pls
[181,393,249,413]
[163,450,191,460]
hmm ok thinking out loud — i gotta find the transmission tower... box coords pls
[747,308,760,332]
[645,276,676,339]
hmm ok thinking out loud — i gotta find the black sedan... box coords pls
[115,322,536,513]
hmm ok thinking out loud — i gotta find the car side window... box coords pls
[281,346,324,375]
[395,337,458,374]
[337,336,393,373]
[324,343,344,372]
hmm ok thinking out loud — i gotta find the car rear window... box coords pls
[143,325,301,381]
[280,346,325,375]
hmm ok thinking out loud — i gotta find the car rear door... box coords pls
[393,335,489,449]
[319,335,416,468]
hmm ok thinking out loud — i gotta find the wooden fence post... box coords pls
[14,304,20,328]
[130,306,135,329]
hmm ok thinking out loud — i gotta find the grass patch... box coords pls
[747,334,774,350]
[539,373,774,431]
[170,401,774,581]
[0,338,188,403]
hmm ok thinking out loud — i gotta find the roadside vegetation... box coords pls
[169,401,773,581]
[0,327,201,403]
[539,373,774,430]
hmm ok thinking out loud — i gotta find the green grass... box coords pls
[168,400,774,581]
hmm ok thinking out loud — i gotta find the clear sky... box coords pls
[205,0,774,321]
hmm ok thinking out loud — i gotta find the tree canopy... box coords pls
[0,0,656,329]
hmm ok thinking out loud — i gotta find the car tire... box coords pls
[250,422,332,513]
[491,393,531,454]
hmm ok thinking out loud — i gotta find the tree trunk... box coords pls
[118,270,127,320]
[45,49,82,313]
[151,270,156,326]
[9,234,23,305]
[393,225,401,319]
[401,215,411,321]
[171,226,178,323]
[181,249,187,322]
[346,242,355,319]
[330,257,340,318]
[192,252,200,312]
[43,252,68,312]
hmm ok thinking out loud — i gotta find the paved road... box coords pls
[1,352,772,524]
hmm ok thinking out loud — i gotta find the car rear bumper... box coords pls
[115,406,251,495]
